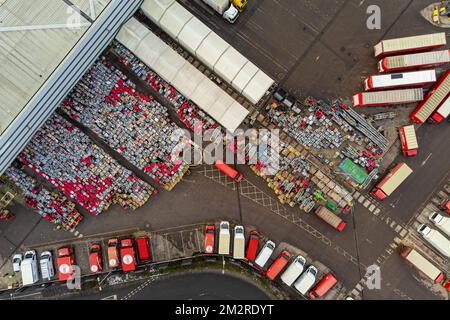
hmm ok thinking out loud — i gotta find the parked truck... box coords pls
[401,246,445,283]
[202,0,239,24]
[21,250,39,286]
[315,206,346,232]
[372,163,413,200]
[218,221,231,255]
[399,125,418,156]
[429,212,450,237]
[417,224,450,258]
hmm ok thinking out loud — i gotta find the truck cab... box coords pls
[232,0,247,11]
[223,4,239,24]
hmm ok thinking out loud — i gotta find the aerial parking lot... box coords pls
[0,0,450,310]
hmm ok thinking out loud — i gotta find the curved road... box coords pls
[84,272,271,300]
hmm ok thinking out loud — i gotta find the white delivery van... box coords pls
[21,250,39,286]
[233,225,245,259]
[218,221,231,255]
[40,251,55,281]
[293,265,318,295]
[418,224,450,258]
[429,212,450,237]
[280,255,306,286]
[254,240,275,268]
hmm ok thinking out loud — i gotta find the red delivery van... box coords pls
[204,225,215,254]
[215,160,243,182]
[120,239,136,272]
[246,231,259,261]
[309,273,337,299]
[266,250,292,280]
[136,236,151,262]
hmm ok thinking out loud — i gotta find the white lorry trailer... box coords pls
[201,0,239,23]
[21,250,39,286]
[418,224,450,258]
[429,212,450,237]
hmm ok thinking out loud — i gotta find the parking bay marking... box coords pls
[201,166,366,269]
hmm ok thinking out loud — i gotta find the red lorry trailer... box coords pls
[315,206,346,232]
[401,246,445,283]
[410,69,450,123]
[399,125,418,156]
[374,32,446,58]
[364,70,436,91]
[309,272,338,299]
[352,89,424,107]
[430,95,450,123]
[214,160,243,182]
[378,50,450,73]
[372,163,413,200]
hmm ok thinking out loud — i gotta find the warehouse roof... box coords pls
[116,17,249,133]
[0,0,142,174]
[141,0,275,105]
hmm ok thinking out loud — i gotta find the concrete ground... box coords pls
[1,0,449,300]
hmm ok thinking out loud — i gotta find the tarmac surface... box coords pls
[1,0,450,300]
[75,272,271,300]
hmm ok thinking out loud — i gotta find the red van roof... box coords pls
[309,272,337,299]
[266,250,291,280]
[136,236,151,261]
[120,239,136,272]
[246,232,259,261]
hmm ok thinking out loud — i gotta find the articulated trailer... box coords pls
[372,163,413,200]
[315,206,346,232]
[374,32,447,58]
[401,246,445,283]
[378,50,450,73]
[430,95,450,123]
[399,125,418,156]
[353,88,424,107]
[364,70,436,91]
[410,70,450,123]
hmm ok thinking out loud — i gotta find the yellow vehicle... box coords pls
[232,0,247,11]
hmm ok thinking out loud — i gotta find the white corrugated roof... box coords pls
[231,61,258,93]
[196,32,229,70]
[0,0,113,135]
[177,18,211,54]
[140,0,175,23]
[214,47,248,84]
[116,18,249,133]
[159,1,192,40]
[243,70,275,104]
[140,0,275,104]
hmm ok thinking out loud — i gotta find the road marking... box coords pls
[421,153,432,167]
[202,166,366,269]
[102,295,117,300]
